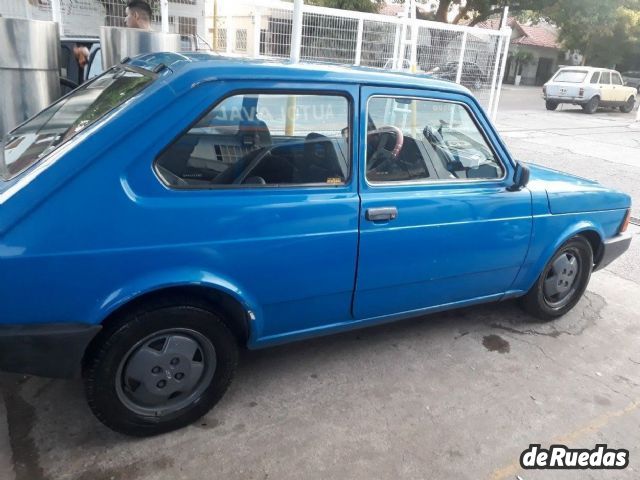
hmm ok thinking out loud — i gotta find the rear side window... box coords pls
[589,72,600,84]
[600,72,611,84]
[155,93,350,188]
[553,70,588,83]
[365,97,504,184]
[2,66,154,180]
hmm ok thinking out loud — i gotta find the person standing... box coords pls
[124,0,153,30]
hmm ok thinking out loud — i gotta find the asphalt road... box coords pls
[1,86,639,480]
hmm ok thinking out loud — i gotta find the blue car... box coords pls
[0,53,631,436]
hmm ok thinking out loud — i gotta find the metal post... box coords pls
[396,0,410,70]
[354,18,363,66]
[50,0,62,36]
[409,0,418,72]
[212,0,218,51]
[491,27,511,121]
[487,6,509,117]
[252,12,261,58]
[290,0,303,63]
[392,24,401,70]
[455,31,467,84]
[226,15,233,54]
[161,0,169,34]
[486,34,504,116]
[285,96,297,135]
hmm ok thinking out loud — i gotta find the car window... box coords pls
[87,48,103,80]
[600,71,611,84]
[589,72,600,84]
[612,73,623,85]
[366,97,504,184]
[553,70,588,83]
[155,93,350,188]
[2,66,154,180]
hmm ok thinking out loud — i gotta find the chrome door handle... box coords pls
[366,207,398,222]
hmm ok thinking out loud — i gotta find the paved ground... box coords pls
[1,87,639,480]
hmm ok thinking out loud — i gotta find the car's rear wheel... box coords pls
[620,96,635,113]
[520,236,593,320]
[545,100,558,111]
[582,96,599,114]
[84,303,238,436]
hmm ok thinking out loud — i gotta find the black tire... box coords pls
[620,96,635,113]
[84,302,238,436]
[545,100,558,111]
[520,236,593,321]
[582,96,599,114]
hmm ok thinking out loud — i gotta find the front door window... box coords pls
[365,96,504,184]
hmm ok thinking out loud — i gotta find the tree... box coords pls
[512,49,534,75]
[307,0,385,14]
[545,0,640,67]
[409,0,555,25]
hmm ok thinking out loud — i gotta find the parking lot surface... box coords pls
[1,86,639,480]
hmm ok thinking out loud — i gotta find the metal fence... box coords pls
[0,0,511,117]
[0,1,206,39]
[218,0,511,118]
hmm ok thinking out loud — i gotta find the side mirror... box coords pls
[508,162,530,191]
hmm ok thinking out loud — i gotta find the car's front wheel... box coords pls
[582,96,599,114]
[521,236,593,320]
[83,302,238,436]
[545,100,558,111]
[620,96,635,113]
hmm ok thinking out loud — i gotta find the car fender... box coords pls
[520,219,605,293]
[89,267,263,334]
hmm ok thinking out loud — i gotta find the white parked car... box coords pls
[542,67,637,114]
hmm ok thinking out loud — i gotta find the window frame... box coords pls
[612,73,623,86]
[153,88,354,191]
[363,94,508,188]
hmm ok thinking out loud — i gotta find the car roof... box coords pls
[556,66,618,73]
[129,52,472,97]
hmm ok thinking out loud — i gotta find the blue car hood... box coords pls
[526,163,630,214]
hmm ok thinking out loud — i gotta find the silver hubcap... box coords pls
[543,252,580,308]
[116,329,216,416]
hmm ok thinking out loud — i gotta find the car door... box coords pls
[611,72,627,102]
[599,71,614,102]
[354,86,532,319]
[148,82,360,341]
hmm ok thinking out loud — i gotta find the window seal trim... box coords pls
[2,64,156,181]
[153,88,355,191]
[363,94,508,189]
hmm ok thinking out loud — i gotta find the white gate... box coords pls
[0,0,511,117]
[217,0,511,119]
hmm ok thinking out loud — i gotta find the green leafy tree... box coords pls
[307,0,385,14]
[407,0,555,25]
[545,0,640,67]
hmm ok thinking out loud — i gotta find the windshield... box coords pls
[553,70,588,83]
[1,66,154,180]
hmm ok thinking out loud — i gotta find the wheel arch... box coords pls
[519,221,604,293]
[88,271,263,347]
